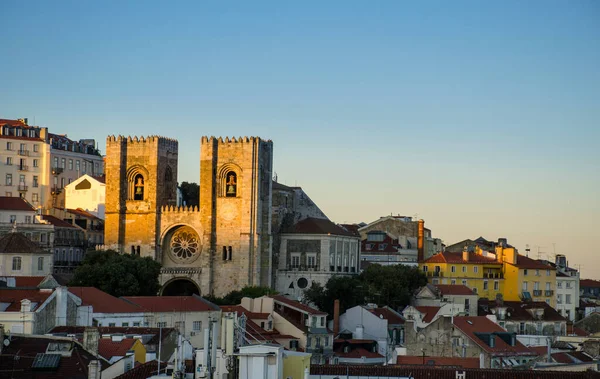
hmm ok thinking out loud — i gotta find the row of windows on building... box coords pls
[424,265,552,277]
[431,278,501,292]
[306,335,331,348]
[557,294,573,304]
[52,156,100,174]
[5,141,40,152]
[11,256,45,271]
[5,157,40,170]
[288,253,358,273]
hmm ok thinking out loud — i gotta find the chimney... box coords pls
[498,238,507,248]
[88,360,101,379]
[83,327,100,357]
[462,246,469,262]
[417,219,425,262]
[20,299,32,313]
[55,286,68,326]
[333,299,340,336]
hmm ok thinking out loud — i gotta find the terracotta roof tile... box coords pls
[13,276,46,287]
[397,356,480,368]
[67,208,101,220]
[98,338,137,360]
[552,351,595,364]
[0,196,35,211]
[509,255,555,270]
[0,288,53,311]
[221,305,270,319]
[69,287,143,313]
[367,307,404,324]
[114,360,168,379]
[334,346,384,359]
[424,251,500,265]
[42,214,78,228]
[272,295,327,315]
[122,296,219,312]
[435,284,476,296]
[283,217,355,237]
[415,306,441,323]
[0,232,48,254]
[453,316,535,356]
[581,279,600,288]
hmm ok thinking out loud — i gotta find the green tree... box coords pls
[303,264,428,315]
[179,182,199,207]
[207,286,277,305]
[69,250,162,297]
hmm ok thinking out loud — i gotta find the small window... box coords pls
[6,157,12,165]
[33,144,39,152]
[524,269,528,276]
[12,257,22,271]
[546,269,551,276]
[291,254,301,269]
[473,266,478,273]
[193,321,202,331]
[133,322,140,327]
[451,265,456,273]
[157,322,167,328]
[122,322,129,327]
[108,323,116,327]
[37,257,44,271]
[494,281,499,291]
[462,266,467,273]
[483,281,488,290]
[9,215,16,223]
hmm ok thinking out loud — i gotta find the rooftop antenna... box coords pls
[525,244,530,257]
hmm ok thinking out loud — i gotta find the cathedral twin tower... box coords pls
[104,135,274,297]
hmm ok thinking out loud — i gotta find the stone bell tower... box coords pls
[199,136,273,295]
[104,135,178,257]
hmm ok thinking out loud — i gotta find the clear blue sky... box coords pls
[2,1,599,276]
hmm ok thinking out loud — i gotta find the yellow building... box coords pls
[420,248,504,300]
[498,245,557,307]
[283,350,311,379]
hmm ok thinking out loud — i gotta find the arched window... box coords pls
[133,174,144,200]
[225,171,237,197]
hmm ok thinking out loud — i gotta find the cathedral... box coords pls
[103,135,274,297]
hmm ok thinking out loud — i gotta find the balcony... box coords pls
[51,167,64,175]
[18,165,29,171]
[483,272,504,279]
[18,149,29,156]
[427,271,444,278]
[545,290,554,296]
[533,290,542,297]
[17,184,28,192]
[51,186,62,195]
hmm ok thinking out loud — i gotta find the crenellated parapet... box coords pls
[200,136,273,144]
[106,135,179,152]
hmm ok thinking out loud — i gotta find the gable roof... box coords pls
[122,295,219,312]
[0,335,109,379]
[453,316,534,356]
[580,279,600,288]
[552,351,595,364]
[66,208,101,220]
[367,307,404,325]
[272,295,327,315]
[424,251,500,265]
[479,300,567,322]
[0,288,53,311]
[508,254,555,270]
[414,306,441,323]
[98,338,138,360]
[68,287,143,314]
[435,284,476,296]
[42,215,78,228]
[0,232,49,254]
[283,217,356,237]
[0,196,35,211]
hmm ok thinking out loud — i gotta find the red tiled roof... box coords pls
[67,207,101,220]
[0,288,53,311]
[334,346,384,359]
[453,317,535,356]
[479,300,568,322]
[49,326,170,336]
[580,279,600,288]
[397,356,480,368]
[415,306,441,323]
[272,295,327,315]
[311,365,600,378]
[42,214,78,228]
[0,118,28,126]
[122,296,218,312]
[283,217,356,237]
[0,232,49,254]
[0,335,109,379]
[69,287,143,314]
[528,346,549,357]
[509,255,555,270]
[435,284,476,296]
[98,338,137,360]
[14,276,46,287]
[0,196,35,211]
[114,360,168,379]
[367,307,404,324]
[424,251,500,265]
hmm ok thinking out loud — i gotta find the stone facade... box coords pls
[103,135,273,297]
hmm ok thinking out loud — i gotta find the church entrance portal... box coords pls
[161,279,200,296]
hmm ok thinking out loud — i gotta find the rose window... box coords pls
[169,227,200,262]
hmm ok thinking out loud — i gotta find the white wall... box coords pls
[64,174,106,219]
